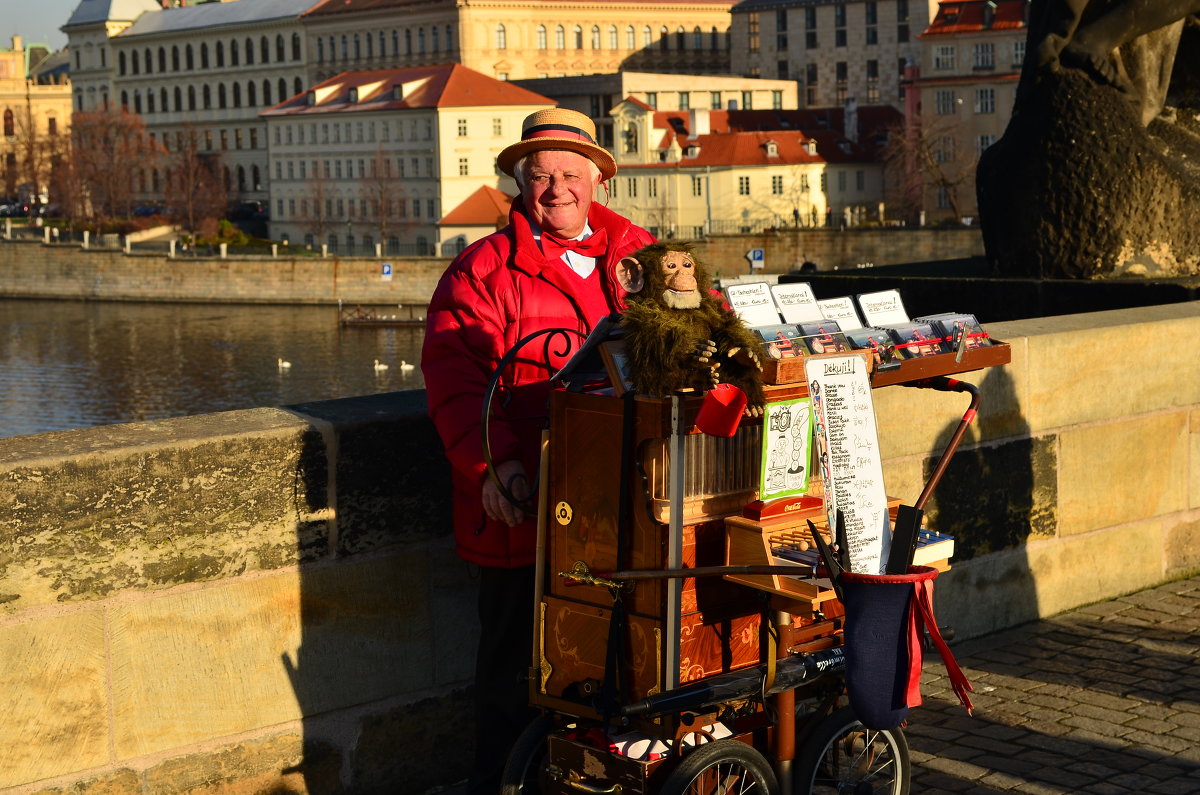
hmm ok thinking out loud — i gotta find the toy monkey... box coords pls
[616,242,765,411]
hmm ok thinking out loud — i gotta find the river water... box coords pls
[0,299,426,439]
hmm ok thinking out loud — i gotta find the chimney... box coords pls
[844,97,858,143]
[689,108,710,137]
[11,36,23,53]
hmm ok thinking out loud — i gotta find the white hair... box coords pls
[513,152,602,190]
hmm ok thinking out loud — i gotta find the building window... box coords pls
[975,87,995,113]
[646,92,657,109]
[805,7,817,48]
[856,170,864,190]
[934,45,956,70]
[936,136,955,162]
[574,25,584,49]
[806,63,818,105]
[457,118,468,136]
[778,60,789,79]
[1013,40,1026,67]
[643,26,653,47]
[660,26,669,50]
[836,61,848,102]
[977,134,997,154]
[679,91,690,110]
[592,26,601,49]
[648,178,657,198]
[771,175,783,194]
[628,178,638,198]
[935,89,957,114]
[556,25,566,49]
[537,25,547,49]
[610,26,619,49]
[974,42,994,69]
[496,25,506,49]
[936,186,954,209]
[459,157,469,175]
[741,91,753,110]
[692,176,703,196]
[710,91,721,109]
[738,176,750,195]
[835,4,847,46]
[747,12,760,53]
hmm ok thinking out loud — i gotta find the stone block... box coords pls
[140,732,331,795]
[0,408,330,612]
[29,768,141,795]
[1057,412,1188,536]
[349,689,473,793]
[1015,305,1200,433]
[1164,515,1200,578]
[933,549,1043,641]
[110,553,434,758]
[0,611,108,789]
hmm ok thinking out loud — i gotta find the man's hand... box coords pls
[483,459,530,527]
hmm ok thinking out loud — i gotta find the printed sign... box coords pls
[381,263,393,282]
[805,353,891,574]
[745,248,766,269]
[724,282,782,327]
[770,282,823,324]
[759,397,812,501]
[816,297,864,331]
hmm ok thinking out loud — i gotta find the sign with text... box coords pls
[816,297,864,331]
[745,248,766,270]
[805,353,891,574]
[856,289,908,327]
[724,282,782,327]
[381,263,393,282]
[770,282,823,324]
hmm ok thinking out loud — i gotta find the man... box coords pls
[421,108,655,793]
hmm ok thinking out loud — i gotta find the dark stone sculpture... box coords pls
[978,1,1200,278]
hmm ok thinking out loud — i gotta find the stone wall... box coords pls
[0,229,983,305]
[1,303,1197,793]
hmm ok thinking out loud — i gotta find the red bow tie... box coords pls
[541,228,608,260]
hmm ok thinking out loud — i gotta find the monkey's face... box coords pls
[660,250,701,310]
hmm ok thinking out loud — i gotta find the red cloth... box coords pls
[422,198,655,568]
[541,228,609,259]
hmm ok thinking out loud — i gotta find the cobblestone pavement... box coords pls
[909,574,1200,794]
[435,574,1200,794]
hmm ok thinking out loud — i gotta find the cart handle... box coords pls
[545,766,626,794]
[901,376,981,511]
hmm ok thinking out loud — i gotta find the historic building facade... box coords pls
[261,63,552,255]
[61,0,161,113]
[1,37,73,203]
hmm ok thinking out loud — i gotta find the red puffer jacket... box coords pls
[422,198,655,568]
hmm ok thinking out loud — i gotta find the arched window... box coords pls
[144,48,152,73]
[418,28,425,54]
[203,84,211,109]
[432,26,440,52]
[200,43,208,69]
[660,26,669,50]
[609,25,618,49]
[262,79,271,105]
[446,25,454,50]
[642,26,652,47]
[340,35,348,60]
[392,31,399,56]
[174,86,182,111]
[131,50,139,74]
[146,91,154,113]
[246,38,255,65]
[172,45,180,71]
[231,39,239,66]
[216,41,224,67]
[591,26,601,49]
[327,36,335,61]
[188,85,196,110]
[276,35,285,62]
[159,87,167,109]
[3,109,13,137]
[676,26,685,49]
[293,77,302,96]
[232,82,241,108]
[711,27,720,50]
[293,34,302,60]
[404,30,412,55]
[378,31,385,58]
[316,39,323,63]
[133,91,142,113]
[252,165,262,191]
[158,47,166,71]
[237,166,246,192]
[185,44,194,70]
[537,25,547,49]
[573,25,583,49]
[496,24,506,50]
[120,90,129,108]
[626,26,635,49]
[555,25,565,49]
[353,33,361,60]
[693,27,702,49]
[261,36,269,63]
[278,78,287,101]
[366,32,373,58]
[118,51,127,76]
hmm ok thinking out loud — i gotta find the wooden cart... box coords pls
[502,342,1010,794]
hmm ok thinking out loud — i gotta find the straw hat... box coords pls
[496,108,617,181]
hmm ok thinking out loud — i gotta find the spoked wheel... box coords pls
[500,714,555,794]
[660,738,780,795]
[794,707,910,795]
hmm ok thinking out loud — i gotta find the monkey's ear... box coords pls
[616,256,645,293]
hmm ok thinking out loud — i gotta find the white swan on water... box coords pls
[277,358,292,370]
[399,360,415,372]
[374,359,389,372]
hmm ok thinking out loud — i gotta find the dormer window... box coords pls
[348,88,359,103]
[765,140,779,157]
[686,145,700,157]
[393,85,404,101]
[805,141,817,155]
[306,91,316,105]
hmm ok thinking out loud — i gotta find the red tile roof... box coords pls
[922,0,1028,36]
[439,185,513,226]
[260,63,553,115]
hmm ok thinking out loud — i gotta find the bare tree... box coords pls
[68,109,160,229]
[163,125,226,244]
[302,159,334,247]
[359,145,409,252]
[882,114,974,223]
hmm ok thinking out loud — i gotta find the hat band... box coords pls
[522,123,596,144]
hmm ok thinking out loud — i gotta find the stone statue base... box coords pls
[978,67,1200,279]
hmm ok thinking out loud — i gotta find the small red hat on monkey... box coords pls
[615,242,765,414]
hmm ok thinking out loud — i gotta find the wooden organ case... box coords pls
[533,383,819,730]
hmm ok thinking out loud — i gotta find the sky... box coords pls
[4,0,80,52]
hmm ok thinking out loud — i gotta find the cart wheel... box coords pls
[660,738,780,795]
[793,706,910,795]
[500,714,555,794]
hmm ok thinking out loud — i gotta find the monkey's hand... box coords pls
[724,346,763,371]
[743,403,765,419]
[691,339,719,368]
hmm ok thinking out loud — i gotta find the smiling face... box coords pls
[520,150,602,239]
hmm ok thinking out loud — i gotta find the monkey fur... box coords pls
[616,242,765,410]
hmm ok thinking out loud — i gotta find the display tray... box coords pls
[761,341,1010,387]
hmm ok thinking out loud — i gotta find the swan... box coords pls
[373,359,389,372]
[398,360,415,372]
[277,358,292,370]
